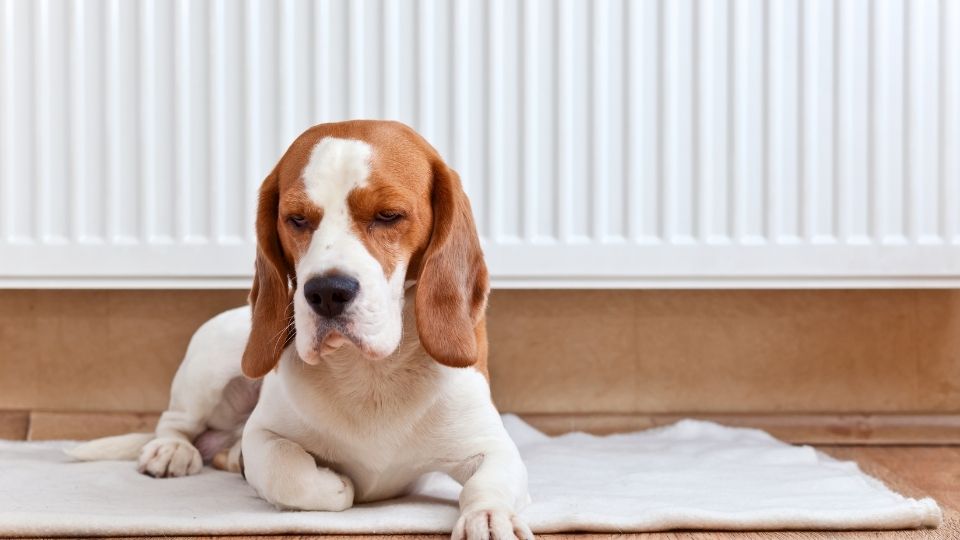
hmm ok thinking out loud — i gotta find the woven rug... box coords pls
[0,415,940,536]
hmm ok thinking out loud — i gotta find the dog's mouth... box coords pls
[318,330,349,357]
[299,319,387,365]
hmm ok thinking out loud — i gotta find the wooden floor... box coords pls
[0,446,950,540]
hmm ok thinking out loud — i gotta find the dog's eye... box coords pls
[287,215,308,229]
[375,211,403,224]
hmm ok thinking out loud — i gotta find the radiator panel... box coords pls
[0,0,957,287]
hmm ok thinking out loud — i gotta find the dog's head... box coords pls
[241,120,489,378]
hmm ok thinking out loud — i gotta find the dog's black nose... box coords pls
[304,274,360,318]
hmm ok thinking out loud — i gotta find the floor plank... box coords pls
[26,411,159,440]
[522,414,960,445]
[0,411,28,440]
[14,410,960,445]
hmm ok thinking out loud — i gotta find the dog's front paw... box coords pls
[452,506,533,540]
[263,467,355,512]
[137,437,202,478]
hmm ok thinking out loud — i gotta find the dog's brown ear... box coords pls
[415,161,489,368]
[242,168,295,379]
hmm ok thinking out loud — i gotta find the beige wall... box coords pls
[1,289,959,415]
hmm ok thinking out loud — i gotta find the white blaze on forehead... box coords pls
[301,137,373,205]
[294,135,405,362]
[297,136,373,276]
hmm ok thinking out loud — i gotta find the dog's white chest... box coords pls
[282,410,441,502]
[328,442,427,502]
[261,350,452,502]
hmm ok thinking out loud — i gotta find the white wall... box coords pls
[1,0,958,288]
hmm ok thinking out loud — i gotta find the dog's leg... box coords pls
[441,398,533,540]
[138,382,241,477]
[211,436,243,473]
[448,440,534,540]
[139,379,253,478]
[137,411,206,478]
[241,425,354,511]
[138,307,252,478]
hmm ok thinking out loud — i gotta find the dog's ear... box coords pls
[242,168,295,378]
[415,161,489,368]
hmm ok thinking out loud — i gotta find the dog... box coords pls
[69,120,532,540]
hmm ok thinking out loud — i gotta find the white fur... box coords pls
[64,432,154,461]
[70,297,530,538]
[245,295,526,507]
[294,137,406,363]
[68,136,531,539]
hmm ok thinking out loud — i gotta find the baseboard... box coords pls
[8,410,960,445]
[521,413,960,445]
[25,411,160,441]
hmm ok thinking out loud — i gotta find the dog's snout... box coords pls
[304,274,360,318]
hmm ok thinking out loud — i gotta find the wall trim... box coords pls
[17,410,960,445]
[521,413,960,445]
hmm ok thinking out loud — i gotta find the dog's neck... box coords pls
[282,288,443,427]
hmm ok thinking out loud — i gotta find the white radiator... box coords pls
[1,0,958,288]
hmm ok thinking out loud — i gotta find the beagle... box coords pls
[69,121,532,540]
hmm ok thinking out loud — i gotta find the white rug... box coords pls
[0,415,941,536]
